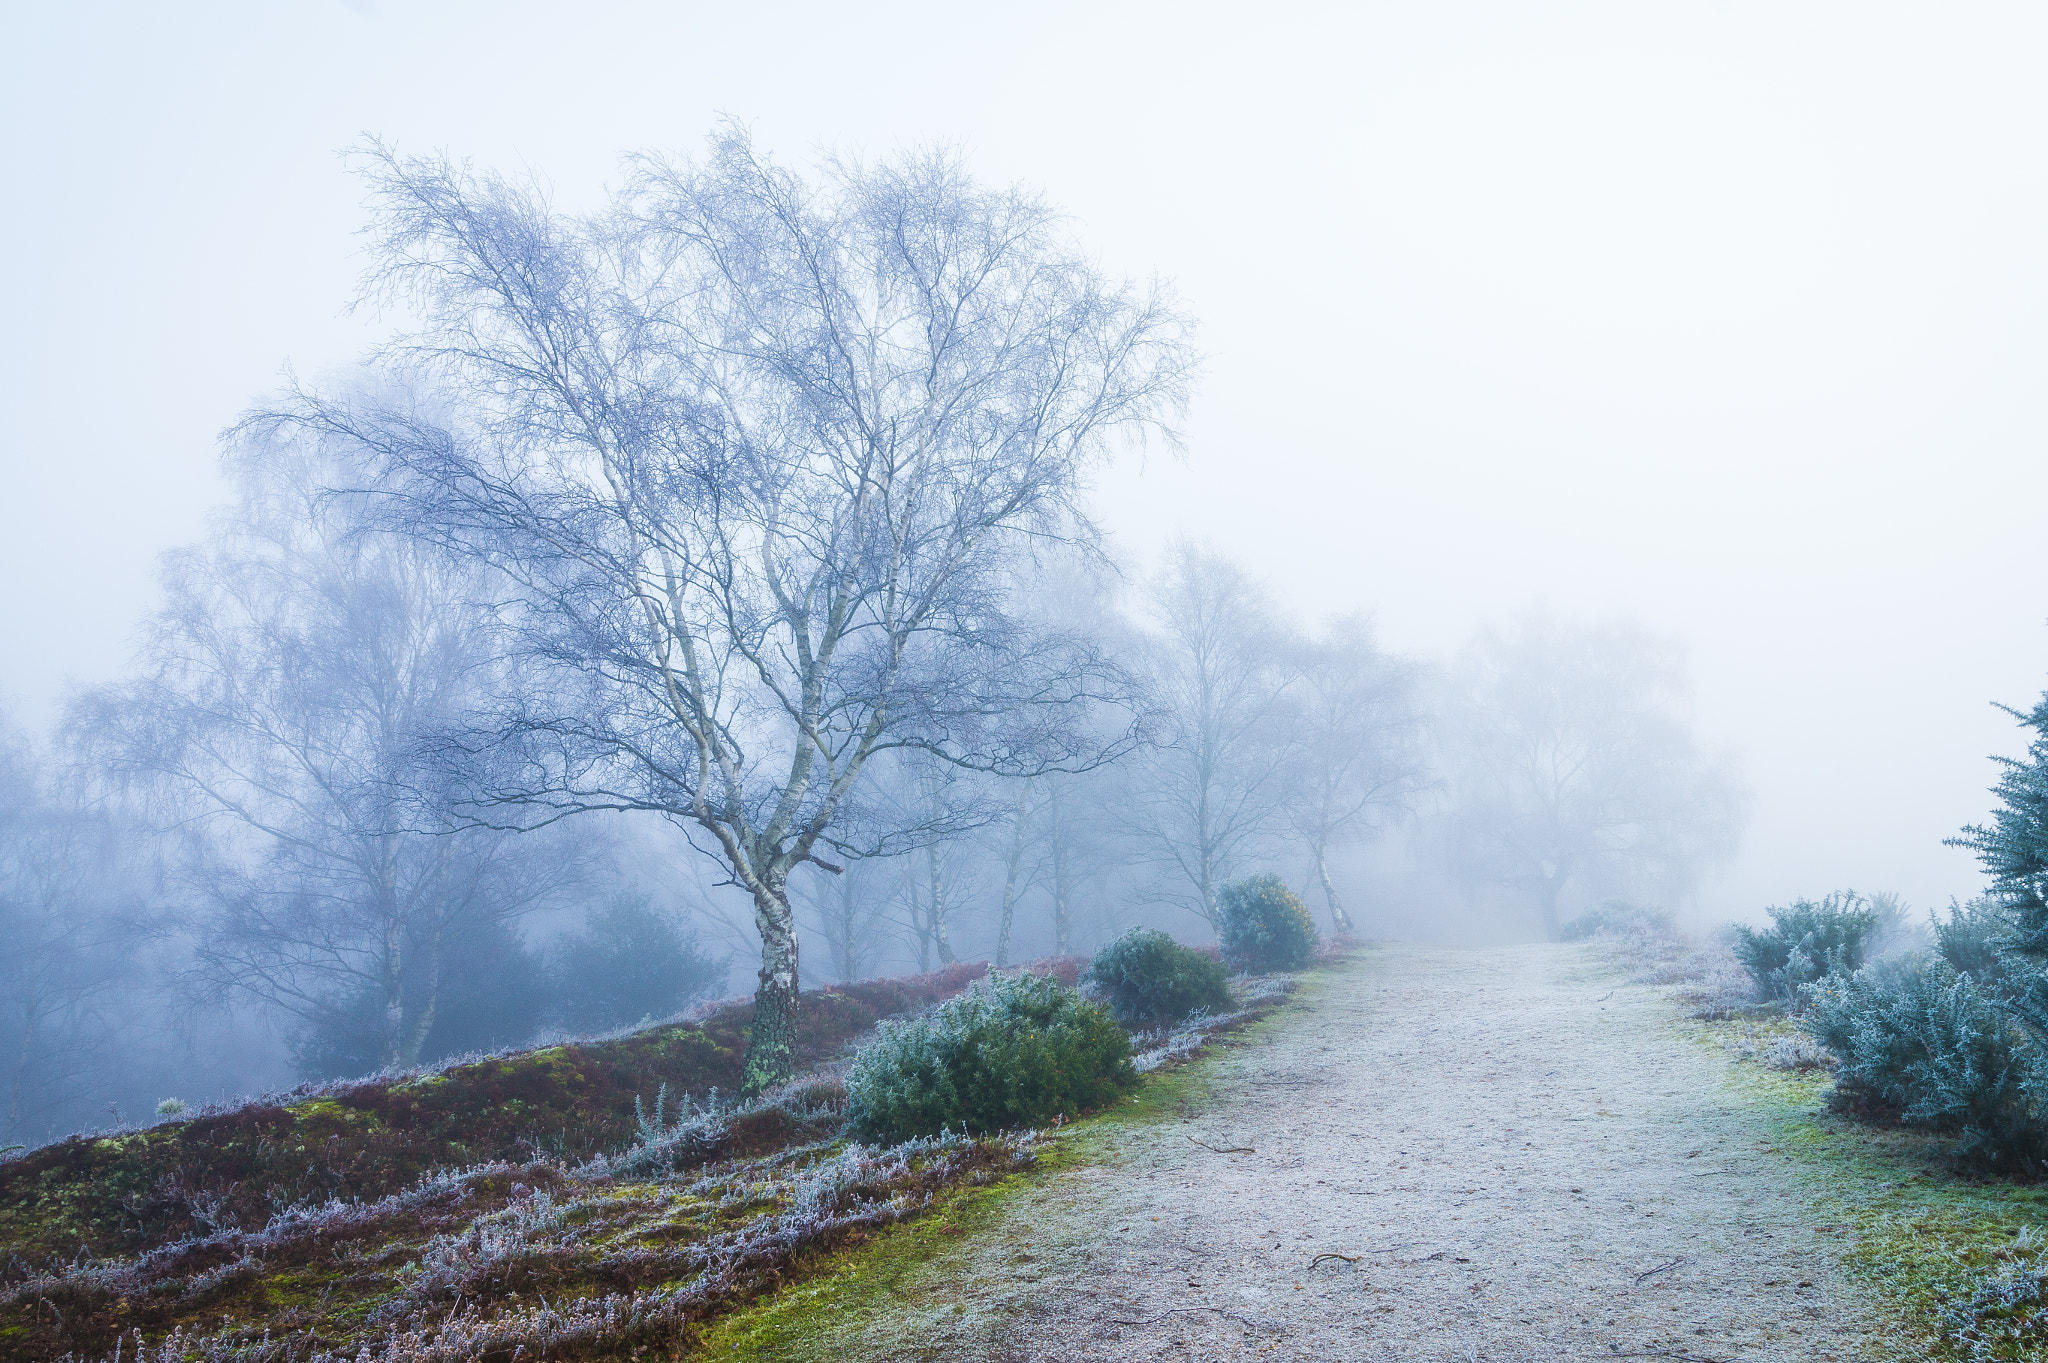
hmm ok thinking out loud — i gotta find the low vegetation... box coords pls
[844,972,1137,1143]
[0,963,999,1268]
[1215,874,1319,973]
[0,945,1319,1363]
[1599,903,2048,1359]
[1731,890,1902,1006]
[1082,927,1234,1026]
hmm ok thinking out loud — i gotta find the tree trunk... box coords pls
[927,844,957,966]
[380,913,406,1069]
[996,785,1030,968]
[741,875,801,1097]
[399,930,442,1067]
[1314,843,1354,933]
[1051,840,1074,957]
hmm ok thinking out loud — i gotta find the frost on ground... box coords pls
[808,944,1900,1362]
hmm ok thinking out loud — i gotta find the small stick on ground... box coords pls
[1186,1135,1255,1154]
[1108,1304,1277,1329]
[1310,1252,1363,1267]
[1632,1256,1684,1284]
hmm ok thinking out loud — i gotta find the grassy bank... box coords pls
[0,951,1331,1363]
[692,962,1339,1360]
[1687,1008,2048,1360]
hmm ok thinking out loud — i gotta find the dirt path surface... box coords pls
[832,943,1897,1362]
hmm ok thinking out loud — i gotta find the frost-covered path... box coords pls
[824,943,1896,1362]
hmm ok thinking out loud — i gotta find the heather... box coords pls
[0,950,1305,1363]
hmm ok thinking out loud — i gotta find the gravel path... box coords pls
[846,943,1897,1362]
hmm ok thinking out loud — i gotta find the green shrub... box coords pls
[1215,875,1319,973]
[1731,891,1896,1008]
[1558,900,1674,942]
[1085,928,1234,1026]
[843,971,1137,1142]
[1936,897,2017,989]
[1802,955,2048,1174]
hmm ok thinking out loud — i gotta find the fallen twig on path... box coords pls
[1107,1304,1281,1330]
[1186,1135,1256,1154]
[1309,1252,1362,1267]
[1632,1256,1684,1284]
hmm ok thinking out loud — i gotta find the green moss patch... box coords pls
[1689,1010,2048,1359]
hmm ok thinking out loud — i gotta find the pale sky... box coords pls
[6,1,2048,923]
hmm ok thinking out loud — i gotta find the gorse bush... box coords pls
[1558,900,1674,943]
[843,971,1137,1143]
[1731,891,1896,1008]
[1937,897,2018,990]
[1792,899,2048,1173]
[1215,875,1319,973]
[1085,928,1233,1026]
[1801,955,2048,1173]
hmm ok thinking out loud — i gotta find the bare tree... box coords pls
[1287,616,1431,932]
[267,128,1193,1092]
[0,717,148,1145]
[74,430,574,1071]
[992,779,1039,967]
[794,858,892,985]
[1435,612,1747,939]
[1126,545,1303,930]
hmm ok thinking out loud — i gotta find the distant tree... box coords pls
[1435,613,1746,940]
[992,779,1039,968]
[0,715,150,1145]
[795,858,893,985]
[1285,616,1430,932]
[1034,767,1122,956]
[1955,691,2048,960]
[548,896,724,1033]
[1127,545,1303,931]
[74,430,578,1072]
[265,127,1191,1094]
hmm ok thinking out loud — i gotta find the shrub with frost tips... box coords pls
[1215,874,1319,973]
[1085,928,1233,1026]
[843,971,1136,1143]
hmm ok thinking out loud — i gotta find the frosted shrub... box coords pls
[843,971,1136,1143]
[1733,891,1895,1008]
[1802,956,2048,1173]
[1215,875,1319,973]
[1085,928,1233,1026]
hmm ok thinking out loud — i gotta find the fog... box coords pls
[5,3,2048,1141]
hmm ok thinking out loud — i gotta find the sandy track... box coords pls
[837,943,1895,1362]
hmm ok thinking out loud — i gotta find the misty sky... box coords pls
[6,1,2048,923]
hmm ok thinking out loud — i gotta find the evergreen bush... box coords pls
[1935,897,2018,990]
[1731,891,1894,1008]
[1085,928,1234,1026]
[1801,954,2048,1173]
[843,971,1137,1143]
[1215,875,1320,973]
[1558,900,1675,942]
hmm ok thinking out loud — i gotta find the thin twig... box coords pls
[1185,1135,1255,1154]
[1109,1304,1283,1330]
[1309,1252,1362,1267]
[1632,1256,1684,1284]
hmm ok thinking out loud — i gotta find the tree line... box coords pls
[0,128,1745,1147]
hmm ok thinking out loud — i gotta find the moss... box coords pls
[693,969,1321,1359]
[1687,1009,2048,1358]
[0,961,1009,1266]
